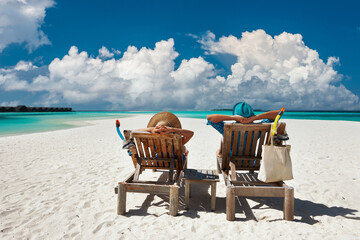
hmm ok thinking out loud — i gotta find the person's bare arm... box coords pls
[207,114,245,123]
[135,127,157,133]
[161,127,194,144]
[136,126,194,144]
[239,110,279,123]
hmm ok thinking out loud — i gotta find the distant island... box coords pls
[0,105,73,112]
[211,109,360,113]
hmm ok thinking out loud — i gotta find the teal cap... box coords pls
[232,102,255,118]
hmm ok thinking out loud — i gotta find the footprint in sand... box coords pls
[68,223,76,230]
[82,201,91,208]
[70,232,80,238]
[94,209,113,220]
[92,221,112,234]
[0,208,19,217]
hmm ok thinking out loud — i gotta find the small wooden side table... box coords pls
[183,169,220,211]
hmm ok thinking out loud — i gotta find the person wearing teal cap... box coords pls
[206,102,283,157]
[232,102,255,118]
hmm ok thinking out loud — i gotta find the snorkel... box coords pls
[116,120,133,156]
[116,120,125,140]
[272,108,285,135]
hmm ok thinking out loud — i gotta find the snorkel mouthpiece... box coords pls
[272,108,285,135]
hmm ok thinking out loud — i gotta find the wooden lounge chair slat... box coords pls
[232,166,262,171]
[131,180,176,185]
[174,137,183,170]
[231,180,280,186]
[174,136,187,170]
[135,138,144,158]
[226,124,271,131]
[233,186,285,197]
[238,130,246,167]
[166,139,173,158]
[137,157,174,162]
[232,130,239,157]
[230,161,237,181]
[249,130,259,168]
[133,164,141,181]
[160,138,167,167]
[266,130,271,144]
[166,139,175,175]
[142,138,151,159]
[124,130,138,167]
[126,183,172,194]
[223,125,233,170]
[148,138,156,159]
[256,130,267,168]
[244,130,253,159]
[155,137,162,167]
[131,133,177,140]
[230,156,262,161]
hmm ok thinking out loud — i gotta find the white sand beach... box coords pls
[1,116,360,239]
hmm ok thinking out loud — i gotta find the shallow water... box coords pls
[0,110,359,136]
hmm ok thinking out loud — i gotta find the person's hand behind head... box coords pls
[153,125,170,134]
[233,115,254,123]
[239,117,254,124]
[233,115,245,123]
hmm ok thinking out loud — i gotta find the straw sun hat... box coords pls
[147,111,182,129]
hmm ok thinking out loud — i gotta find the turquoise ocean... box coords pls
[1,111,359,137]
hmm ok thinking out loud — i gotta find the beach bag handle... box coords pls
[258,123,293,183]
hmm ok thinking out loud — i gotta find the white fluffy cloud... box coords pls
[199,30,359,110]
[0,39,216,109]
[98,46,115,59]
[0,30,359,110]
[0,0,55,52]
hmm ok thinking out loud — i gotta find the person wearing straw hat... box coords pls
[136,111,194,155]
[206,102,284,157]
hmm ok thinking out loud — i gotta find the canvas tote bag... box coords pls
[258,123,293,183]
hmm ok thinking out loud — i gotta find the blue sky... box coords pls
[0,0,359,110]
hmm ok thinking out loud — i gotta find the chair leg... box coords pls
[284,187,294,221]
[226,186,235,221]
[216,156,221,174]
[185,180,190,210]
[211,182,216,211]
[169,186,179,216]
[117,183,126,215]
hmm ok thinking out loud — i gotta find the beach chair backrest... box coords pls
[124,130,184,172]
[222,123,281,171]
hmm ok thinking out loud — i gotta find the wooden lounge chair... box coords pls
[115,130,186,216]
[217,123,294,221]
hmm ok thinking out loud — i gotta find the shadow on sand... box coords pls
[121,172,359,224]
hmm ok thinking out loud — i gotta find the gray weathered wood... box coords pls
[169,186,179,216]
[185,180,190,209]
[117,183,126,215]
[234,186,284,197]
[211,182,216,211]
[133,163,141,181]
[226,186,235,221]
[284,187,294,221]
[230,161,237,181]
[126,183,170,194]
